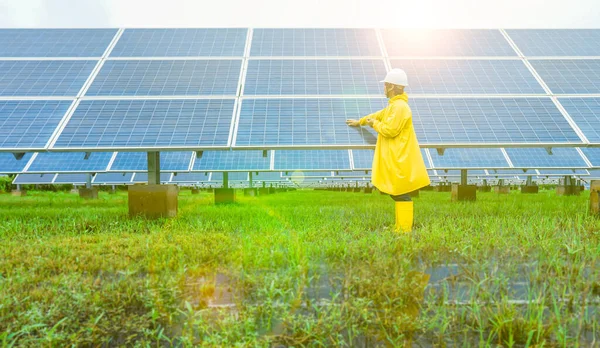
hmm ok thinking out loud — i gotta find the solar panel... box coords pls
[506,29,600,57]
[435,169,487,176]
[579,148,600,167]
[389,60,544,94]
[250,29,381,57]
[111,29,248,57]
[351,149,375,170]
[0,100,73,150]
[193,151,270,171]
[53,99,235,149]
[210,172,248,181]
[529,60,600,94]
[281,171,333,177]
[93,172,134,184]
[537,169,588,175]
[243,59,386,95]
[274,150,351,170]
[0,152,33,173]
[253,171,284,180]
[110,151,193,171]
[0,60,97,96]
[505,147,588,168]
[132,172,172,183]
[588,169,600,178]
[13,173,56,184]
[0,29,117,57]
[86,60,242,96]
[53,173,91,184]
[558,98,600,143]
[380,29,516,57]
[170,172,210,183]
[487,169,531,175]
[410,98,581,145]
[429,148,509,168]
[27,152,113,172]
[236,98,383,147]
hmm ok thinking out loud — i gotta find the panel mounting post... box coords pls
[249,172,253,188]
[147,151,160,185]
[460,169,468,186]
[223,172,229,189]
[526,176,533,186]
[86,173,92,189]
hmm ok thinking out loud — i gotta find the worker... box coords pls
[346,68,430,232]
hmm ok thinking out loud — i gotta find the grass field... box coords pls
[0,189,599,347]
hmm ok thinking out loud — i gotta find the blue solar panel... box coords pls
[53,99,235,149]
[27,152,113,172]
[93,172,134,184]
[281,171,333,177]
[13,173,56,184]
[250,29,381,56]
[530,60,600,94]
[53,174,91,184]
[87,60,242,96]
[487,169,531,175]
[505,148,588,168]
[171,172,210,183]
[111,29,247,57]
[390,60,544,94]
[579,148,600,167]
[335,171,369,177]
[0,152,33,173]
[0,29,117,57]
[193,151,270,171]
[558,98,600,143]
[410,98,581,145]
[429,148,508,168]
[236,98,384,147]
[0,60,97,96]
[537,169,588,175]
[274,150,351,170]
[506,30,600,57]
[352,149,375,170]
[132,172,172,183]
[0,100,72,150]
[253,172,284,181]
[435,169,487,176]
[243,59,386,95]
[381,29,516,57]
[110,151,193,171]
[588,169,600,178]
[210,172,248,181]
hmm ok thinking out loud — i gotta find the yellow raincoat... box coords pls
[359,93,430,195]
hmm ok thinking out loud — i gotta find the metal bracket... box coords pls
[436,148,445,156]
[262,150,268,158]
[196,151,203,159]
[84,152,91,160]
[545,147,553,155]
[12,152,25,160]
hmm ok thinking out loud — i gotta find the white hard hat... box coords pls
[380,68,408,87]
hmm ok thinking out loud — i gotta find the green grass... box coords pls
[0,189,599,346]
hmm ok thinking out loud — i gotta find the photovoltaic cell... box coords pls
[0,29,117,57]
[171,172,210,182]
[537,169,588,175]
[0,152,33,173]
[193,151,270,171]
[13,173,56,184]
[253,171,284,181]
[53,174,91,184]
[111,29,247,57]
[27,152,113,172]
[87,60,242,96]
[236,98,384,147]
[0,60,97,96]
[352,149,375,170]
[250,29,381,56]
[132,172,173,183]
[281,171,333,177]
[274,150,351,170]
[588,169,600,178]
[390,59,544,94]
[381,29,516,57]
[429,148,509,168]
[558,98,600,143]
[506,29,600,57]
[93,172,134,184]
[210,172,248,181]
[243,59,386,95]
[0,100,73,150]
[54,99,235,149]
[579,148,600,167]
[530,60,600,94]
[505,147,588,168]
[435,169,487,176]
[110,151,193,171]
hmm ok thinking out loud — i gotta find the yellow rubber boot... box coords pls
[395,201,414,233]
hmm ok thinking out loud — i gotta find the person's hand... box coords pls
[346,119,360,127]
[365,118,375,127]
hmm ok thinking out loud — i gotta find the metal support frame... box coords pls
[223,172,229,189]
[249,172,253,188]
[86,173,92,189]
[460,169,468,186]
[526,176,533,186]
[147,151,161,185]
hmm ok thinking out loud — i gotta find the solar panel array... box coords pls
[2,28,600,186]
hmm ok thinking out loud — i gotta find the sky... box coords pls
[0,0,598,28]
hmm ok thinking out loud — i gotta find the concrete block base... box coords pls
[590,180,600,215]
[363,187,373,194]
[353,187,361,192]
[70,188,79,194]
[556,185,580,196]
[521,185,539,194]
[494,186,510,194]
[259,188,270,195]
[451,184,477,201]
[191,188,200,194]
[79,188,98,199]
[11,190,27,197]
[435,185,452,192]
[215,188,235,204]
[478,186,492,192]
[268,188,276,194]
[128,184,178,218]
[244,188,258,196]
